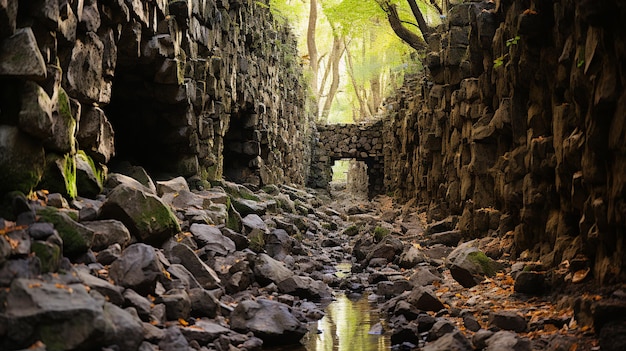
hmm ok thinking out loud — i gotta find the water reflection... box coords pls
[267,293,390,351]
[303,293,389,351]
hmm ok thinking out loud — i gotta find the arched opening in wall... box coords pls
[330,159,368,200]
[223,109,267,186]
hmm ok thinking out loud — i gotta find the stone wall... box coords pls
[384,0,626,284]
[0,0,314,199]
[309,121,384,198]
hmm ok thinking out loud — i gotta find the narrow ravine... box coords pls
[0,173,614,351]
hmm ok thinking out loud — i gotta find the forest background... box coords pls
[266,0,446,123]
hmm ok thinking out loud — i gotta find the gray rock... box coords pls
[230,298,307,345]
[0,278,103,350]
[0,27,46,79]
[265,228,293,260]
[18,81,53,140]
[188,288,219,318]
[66,31,105,102]
[158,288,190,320]
[447,241,499,288]
[277,275,331,299]
[168,243,221,289]
[0,257,40,286]
[472,329,494,349]
[366,236,404,264]
[253,253,294,286]
[423,331,472,351]
[99,183,180,245]
[109,243,164,295]
[76,268,124,306]
[158,326,191,351]
[221,227,249,250]
[77,106,115,163]
[83,219,131,251]
[409,267,442,286]
[156,177,190,196]
[484,331,531,351]
[105,173,155,195]
[166,264,203,290]
[488,311,528,332]
[180,319,231,344]
[463,314,481,332]
[190,223,236,256]
[101,302,144,351]
[96,243,121,265]
[35,206,94,257]
[407,286,445,312]
[398,246,428,268]
[123,289,153,322]
[242,213,268,233]
[428,319,457,341]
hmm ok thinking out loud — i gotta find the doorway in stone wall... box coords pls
[330,159,369,200]
[223,109,266,186]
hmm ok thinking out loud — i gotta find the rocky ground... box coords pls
[0,170,623,351]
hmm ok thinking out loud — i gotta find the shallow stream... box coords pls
[268,263,390,351]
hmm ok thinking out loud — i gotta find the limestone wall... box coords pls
[384,0,626,283]
[0,0,314,199]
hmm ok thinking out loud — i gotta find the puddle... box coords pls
[266,263,390,350]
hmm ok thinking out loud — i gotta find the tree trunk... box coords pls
[407,0,431,37]
[307,0,319,95]
[379,1,428,51]
[320,35,345,122]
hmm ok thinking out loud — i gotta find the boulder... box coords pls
[230,298,307,345]
[35,206,94,257]
[253,253,294,286]
[189,223,236,256]
[447,240,500,288]
[100,302,144,351]
[167,243,221,289]
[82,219,131,251]
[76,268,124,306]
[0,126,45,195]
[423,331,472,351]
[39,153,77,199]
[0,27,46,79]
[109,243,164,295]
[99,183,180,245]
[265,228,293,260]
[407,286,445,312]
[276,275,331,299]
[0,278,102,350]
[18,81,53,140]
[156,176,190,196]
[484,331,531,351]
[77,106,115,163]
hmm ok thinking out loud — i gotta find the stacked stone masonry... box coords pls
[384,0,626,284]
[0,0,314,198]
[309,121,384,198]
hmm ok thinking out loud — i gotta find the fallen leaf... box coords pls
[572,268,590,283]
[178,318,189,326]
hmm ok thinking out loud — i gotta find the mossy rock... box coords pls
[36,207,94,257]
[226,203,243,232]
[0,126,45,196]
[31,240,62,273]
[373,226,391,242]
[467,251,498,277]
[75,150,105,197]
[39,153,77,199]
[99,184,181,245]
